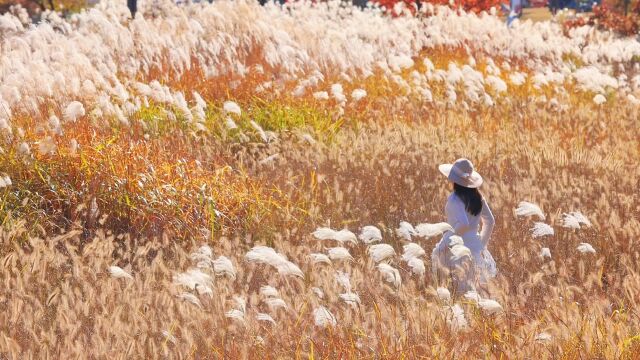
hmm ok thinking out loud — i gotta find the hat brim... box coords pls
[438,163,483,188]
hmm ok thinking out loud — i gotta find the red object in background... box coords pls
[563,4,640,36]
[374,0,504,13]
[529,0,549,7]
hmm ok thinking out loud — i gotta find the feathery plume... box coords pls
[359,225,382,244]
[311,287,325,299]
[313,91,329,100]
[437,287,451,303]
[256,313,276,325]
[531,222,554,238]
[314,306,337,328]
[478,299,503,315]
[351,89,367,102]
[330,83,346,103]
[327,247,353,261]
[463,290,481,303]
[402,243,426,261]
[377,263,401,288]
[577,242,596,254]
[535,332,552,341]
[260,285,279,298]
[563,212,591,229]
[173,269,213,296]
[396,221,417,241]
[570,212,591,226]
[190,245,213,263]
[250,120,269,142]
[368,244,395,263]
[245,246,304,278]
[309,253,332,265]
[416,222,453,238]
[225,117,238,130]
[264,297,287,310]
[444,304,467,331]
[450,241,471,262]
[312,227,357,245]
[515,201,545,220]
[212,256,236,280]
[162,330,177,345]
[223,101,241,116]
[108,265,133,280]
[335,271,351,292]
[225,309,245,323]
[63,101,85,122]
[0,175,11,188]
[339,292,361,307]
[407,257,425,276]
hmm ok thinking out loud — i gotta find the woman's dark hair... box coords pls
[453,183,483,216]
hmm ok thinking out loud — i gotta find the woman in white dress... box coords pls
[431,158,497,294]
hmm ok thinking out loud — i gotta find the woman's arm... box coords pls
[447,196,472,235]
[479,199,495,247]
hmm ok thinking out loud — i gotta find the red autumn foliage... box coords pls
[374,0,503,14]
[564,5,640,36]
[427,0,503,13]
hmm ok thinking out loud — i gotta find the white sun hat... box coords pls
[438,158,483,188]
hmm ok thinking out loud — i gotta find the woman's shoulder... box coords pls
[446,192,462,205]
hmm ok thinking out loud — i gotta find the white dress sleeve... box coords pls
[446,195,472,235]
[479,198,495,247]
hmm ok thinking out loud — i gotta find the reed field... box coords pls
[0,0,640,358]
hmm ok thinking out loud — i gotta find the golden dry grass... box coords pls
[1,10,640,357]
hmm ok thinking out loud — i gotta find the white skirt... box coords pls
[431,231,497,292]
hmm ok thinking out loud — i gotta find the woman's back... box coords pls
[445,193,495,252]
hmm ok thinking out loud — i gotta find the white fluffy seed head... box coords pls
[444,304,467,331]
[407,257,425,277]
[309,253,332,265]
[415,222,453,238]
[108,265,132,280]
[327,247,353,261]
[264,297,287,310]
[436,287,451,303]
[312,227,357,245]
[173,268,213,296]
[531,222,554,238]
[335,271,351,292]
[256,313,276,325]
[402,243,426,261]
[562,212,591,229]
[515,201,545,220]
[223,100,241,115]
[313,306,337,328]
[260,285,279,298]
[212,256,236,280]
[377,263,401,288]
[577,242,596,254]
[63,101,85,122]
[339,292,361,307]
[478,299,503,315]
[359,225,382,244]
[368,244,395,263]
[351,88,367,101]
[396,221,416,241]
